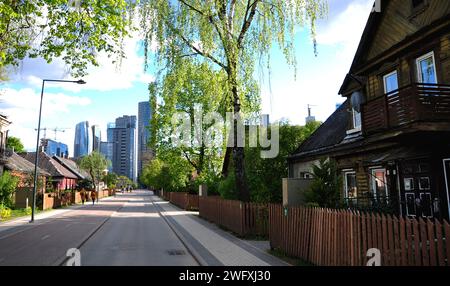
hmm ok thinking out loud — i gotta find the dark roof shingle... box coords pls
[289,100,350,160]
[20,152,77,179]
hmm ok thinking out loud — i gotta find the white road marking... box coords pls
[41,235,51,240]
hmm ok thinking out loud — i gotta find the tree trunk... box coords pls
[228,61,249,202]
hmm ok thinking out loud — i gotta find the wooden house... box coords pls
[288,0,450,220]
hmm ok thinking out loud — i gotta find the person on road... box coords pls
[90,190,96,205]
[80,188,86,205]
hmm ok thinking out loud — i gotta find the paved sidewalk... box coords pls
[152,195,289,266]
[0,197,112,233]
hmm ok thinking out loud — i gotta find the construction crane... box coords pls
[35,127,69,141]
[306,104,317,123]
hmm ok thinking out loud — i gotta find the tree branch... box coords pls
[237,0,259,48]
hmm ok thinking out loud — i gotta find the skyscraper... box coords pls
[91,125,101,152]
[138,101,152,180]
[41,139,69,158]
[112,116,137,182]
[99,122,116,172]
[74,121,91,158]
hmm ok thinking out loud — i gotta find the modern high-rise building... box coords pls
[41,139,69,158]
[138,101,153,180]
[74,121,91,159]
[112,115,137,182]
[100,141,114,171]
[91,125,101,152]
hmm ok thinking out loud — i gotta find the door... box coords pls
[443,159,450,220]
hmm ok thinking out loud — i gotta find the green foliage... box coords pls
[218,172,238,200]
[6,136,25,153]
[103,172,118,189]
[0,204,12,220]
[245,121,321,203]
[0,0,133,79]
[304,158,342,208]
[0,171,19,208]
[79,151,108,191]
[138,0,327,198]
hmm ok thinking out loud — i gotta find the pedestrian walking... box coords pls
[91,190,96,205]
[80,188,86,205]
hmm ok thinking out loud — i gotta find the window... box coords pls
[344,171,358,199]
[419,177,430,190]
[416,52,437,84]
[352,109,362,130]
[383,71,399,95]
[404,178,414,191]
[370,168,388,197]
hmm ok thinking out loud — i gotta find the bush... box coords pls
[218,173,238,200]
[0,171,19,208]
[0,204,12,220]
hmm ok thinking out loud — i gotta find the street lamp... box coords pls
[30,79,86,223]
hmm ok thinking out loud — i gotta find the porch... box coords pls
[362,83,450,134]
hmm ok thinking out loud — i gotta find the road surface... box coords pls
[0,190,198,266]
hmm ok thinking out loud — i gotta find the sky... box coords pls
[0,0,374,155]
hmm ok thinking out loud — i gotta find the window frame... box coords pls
[369,168,389,197]
[383,70,399,95]
[343,170,358,199]
[416,51,438,84]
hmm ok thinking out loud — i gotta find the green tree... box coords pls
[103,172,118,189]
[79,151,108,196]
[304,158,342,208]
[245,121,321,203]
[0,0,133,80]
[138,0,327,201]
[150,59,259,181]
[0,171,19,208]
[6,136,25,153]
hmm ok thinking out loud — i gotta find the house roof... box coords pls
[339,4,382,95]
[20,152,77,179]
[288,100,351,161]
[52,156,90,180]
[4,150,50,176]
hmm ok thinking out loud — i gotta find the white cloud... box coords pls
[9,31,155,92]
[316,0,374,47]
[260,0,373,125]
[0,87,92,151]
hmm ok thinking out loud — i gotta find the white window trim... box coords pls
[418,177,431,190]
[416,51,438,84]
[343,170,357,199]
[347,109,362,134]
[404,177,415,191]
[370,168,388,197]
[405,193,417,217]
[383,70,399,95]
[419,192,433,218]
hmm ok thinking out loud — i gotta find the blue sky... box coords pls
[0,0,374,155]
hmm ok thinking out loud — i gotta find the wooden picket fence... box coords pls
[169,192,199,210]
[199,196,268,237]
[269,204,450,266]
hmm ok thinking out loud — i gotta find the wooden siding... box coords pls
[366,0,450,62]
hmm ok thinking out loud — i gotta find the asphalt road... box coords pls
[0,190,198,266]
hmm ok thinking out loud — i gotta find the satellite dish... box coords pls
[351,91,365,112]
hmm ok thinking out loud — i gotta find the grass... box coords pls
[268,248,313,266]
[0,207,53,222]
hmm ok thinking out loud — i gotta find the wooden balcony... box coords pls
[362,83,450,134]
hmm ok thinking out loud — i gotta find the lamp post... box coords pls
[31,79,86,223]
